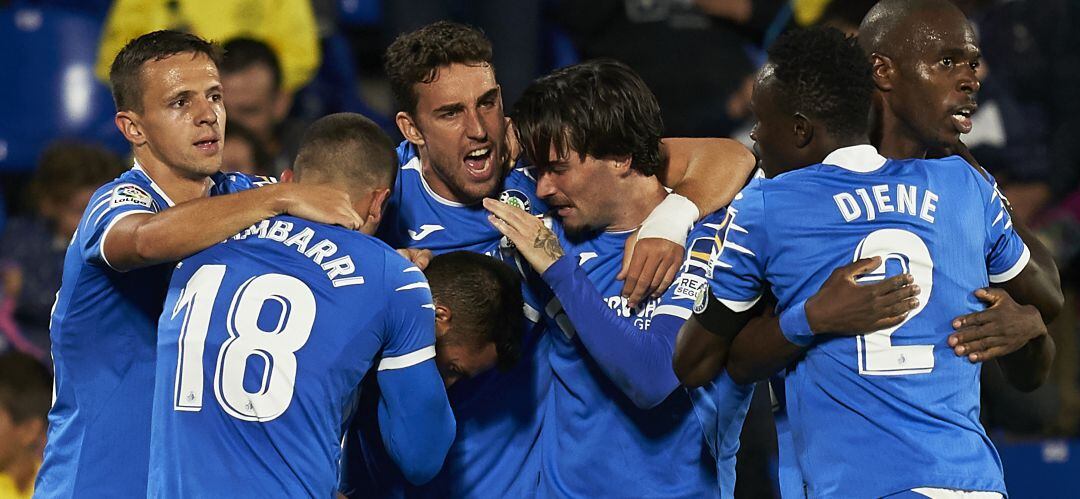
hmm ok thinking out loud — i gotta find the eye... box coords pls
[210,93,223,102]
[479,98,496,109]
[441,110,458,119]
[172,98,188,108]
[941,57,954,68]
[969,59,981,70]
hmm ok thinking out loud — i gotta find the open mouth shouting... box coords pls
[950,103,977,135]
[463,145,495,181]
[194,134,221,155]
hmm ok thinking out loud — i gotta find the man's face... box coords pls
[409,62,508,204]
[749,68,808,178]
[535,144,621,235]
[884,11,981,150]
[434,334,498,389]
[221,64,279,143]
[134,52,225,178]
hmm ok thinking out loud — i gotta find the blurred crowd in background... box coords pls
[0,0,1078,496]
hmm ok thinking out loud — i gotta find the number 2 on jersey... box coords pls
[172,264,316,421]
[853,229,934,376]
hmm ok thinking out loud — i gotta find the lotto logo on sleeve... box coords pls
[110,184,154,209]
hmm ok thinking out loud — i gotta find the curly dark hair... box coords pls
[384,21,494,116]
[110,30,222,112]
[511,59,663,176]
[424,251,524,371]
[766,27,874,139]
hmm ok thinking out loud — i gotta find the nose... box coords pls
[194,96,219,127]
[959,66,980,95]
[464,109,486,141]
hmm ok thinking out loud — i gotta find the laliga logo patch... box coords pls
[498,189,531,213]
[110,184,153,209]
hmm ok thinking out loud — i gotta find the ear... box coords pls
[359,187,392,234]
[869,53,895,92]
[434,303,452,338]
[273,90,293,123]
[610,155,634,177]
[396,112,424,147]
[279,168,295,183]
[793,113,813,149]
[115,111,147,146]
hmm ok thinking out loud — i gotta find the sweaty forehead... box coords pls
[140,52,220,94]
[889,9,977,63]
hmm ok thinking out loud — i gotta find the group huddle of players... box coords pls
[31,0,1063,497]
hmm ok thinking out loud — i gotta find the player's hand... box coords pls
[617,231,684,309]
[396,248,434,270]
[277,184,363,230]
[483,198,564,274]
[948,288,1046,363]
[805,257,920,335]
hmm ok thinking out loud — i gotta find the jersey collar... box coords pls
[131,159,177,207]
[822,144,887,173]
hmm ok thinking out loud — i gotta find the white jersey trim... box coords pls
[403,156,468,208]
[654,304,692,320]
[98,209,154,272]
[132,160,177,207]
[378,345,436,371]
[988,244,1030,284]
[822,144,887,173]
[719,295,761,313]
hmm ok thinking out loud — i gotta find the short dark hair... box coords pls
[221,37,283,91]
[766,27,874,139]
[512,59,663,176]
[225,121,272,175]
[110,30,222,112]
[293,113,398,194]
[384,21,494,116]
[0,351,52,424]
[30,141,124,206]
[424,251,524,371]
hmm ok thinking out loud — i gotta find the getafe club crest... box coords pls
[498,189,531,212]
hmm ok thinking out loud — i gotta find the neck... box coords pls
[606,175,668,232]
[875,101,928,160]
[6,453,38,493]
[418,149,468,204]
[133,148,212,204]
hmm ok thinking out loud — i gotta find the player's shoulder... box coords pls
[211,171,277,195]
[397,140,420,167]
[89,167,162,212]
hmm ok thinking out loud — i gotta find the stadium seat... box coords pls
[0,6,126,171]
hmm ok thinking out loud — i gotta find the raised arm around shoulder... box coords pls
[101,183,361,271]
[376,360,455,485]
[657,137,756,218]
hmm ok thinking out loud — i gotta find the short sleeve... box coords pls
[707,183,770,312]
[655,211,727,322]
[79,182,158,269]
[378,251,437,371]
[210,172,277,196]
[981,174,1030,283]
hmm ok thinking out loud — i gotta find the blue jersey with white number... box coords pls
[341,141,551,498]
[149,215,447,497]
[707,146,1028,498]
[36,166,268,498]
[538,214,753,498]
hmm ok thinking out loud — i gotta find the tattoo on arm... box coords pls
[534,228,564,261]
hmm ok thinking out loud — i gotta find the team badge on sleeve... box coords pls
[693,284,709,314]
[110,184,154,209]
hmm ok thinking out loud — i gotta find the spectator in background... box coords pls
[556,0,786,136]
[0,351,53,499]
[221,37,305,174]
[94,0,320,94]
[0,142,124,361]
[222,121,272,177]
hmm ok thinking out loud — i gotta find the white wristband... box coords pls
[638,193,699,245]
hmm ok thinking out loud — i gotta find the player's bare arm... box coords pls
[673,288,754,387]
[102,183,362,271]
[722,258,919,385]
[619,138,757,307]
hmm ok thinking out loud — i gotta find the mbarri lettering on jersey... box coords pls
[832,183,939,223]
[227,219,365,287]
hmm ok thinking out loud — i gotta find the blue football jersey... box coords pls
[707,145,1027,497]
[341,141,552,498]
[36,164,269,497]
[538,214,753,498]
[149,215,450,497]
